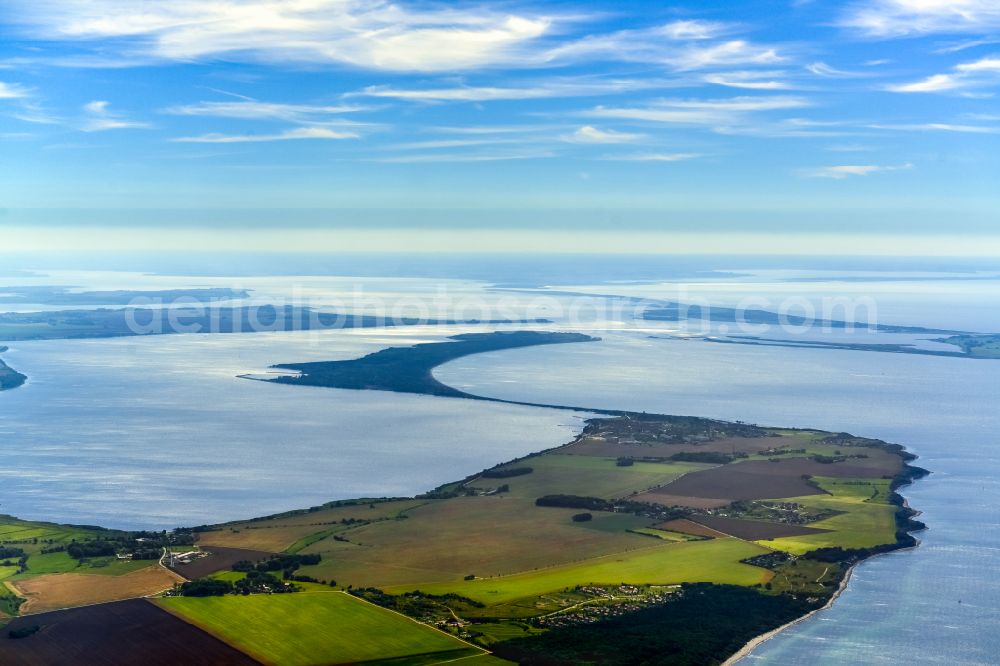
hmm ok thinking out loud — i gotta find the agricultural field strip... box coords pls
[385,538,771,605]
[347,591,491,656]
[12,565,185,615]
[157,590,481,665]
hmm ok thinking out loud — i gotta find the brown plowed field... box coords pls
[167,546,274,580]
[0,599,260,665]
[651,458,884,502]
[690,515,830,540]
[654,519,728,538]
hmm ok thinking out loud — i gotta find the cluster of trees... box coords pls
[0,546,27,573]
[493,584,819,665]
[535,495,610,511]
[534,495,688,522]
[0,546,26,560]
[176,572,301,597]
[670,451,747,464]
[177,579,233,597]
[482,466,533,479]
[232,553,321,580]
[350,588,484,619]
[66,541,117,559]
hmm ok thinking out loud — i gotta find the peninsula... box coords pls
[0,347,25,390]
[1,332,926,665]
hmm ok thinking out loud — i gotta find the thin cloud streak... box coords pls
[802,163,913,178]
[172,127,359,143]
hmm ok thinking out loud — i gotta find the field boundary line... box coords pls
[341,591,490,656]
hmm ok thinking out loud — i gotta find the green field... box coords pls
[757,477,898,553]
[296,496,654,589]
[158,591,482,666]
[0,515,103,546]
[480,455,715,500]
[9,551,152,580]
[386,538,771,605]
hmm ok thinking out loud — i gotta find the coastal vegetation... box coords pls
[268,331,598,399]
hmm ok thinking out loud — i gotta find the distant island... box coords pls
[668,333,1000,360]
[0,306,551,343]
[642,302,958,335]
[0,286,250,306]
[261,330,597,401]
[0,346,25,391]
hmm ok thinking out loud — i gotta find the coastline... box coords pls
[723,561,858,665]
[723,459,927,665]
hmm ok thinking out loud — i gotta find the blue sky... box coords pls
[1,0,998,254]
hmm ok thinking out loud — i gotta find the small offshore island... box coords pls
[0,332,927,665]
[0,347,26,391]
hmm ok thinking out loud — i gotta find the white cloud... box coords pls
[806,61,861,77]
[887,56,1000,93]
[704,71,792,89]
[802,163,913,178]
[352,78,681,103]
[584,96,811,128]
[81,99,149,131]
[562,125,644,144]
[0,81,31,99]
[600,153,701,162]
[164,100,371,122]
[8,0,555,72]
[869,122,1000,133]
[541,21,784,70]
[371,150,554,163]
[841,0,1000,38]
[172,127,358,143]
[6,4,786,73]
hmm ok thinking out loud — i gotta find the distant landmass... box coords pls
[642,302,959,335]
[0,306,551,343]
[0,287,249,306]
[663,333,1000,360]
[263,330,597,400]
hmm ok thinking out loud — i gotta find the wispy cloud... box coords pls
[8,1,555,72]
[600,152,701,162]
[583,96,812,130]
[802,163,913,178]
[704,70,793,89]
[352,78,682,103]
[164,100,372,122]
[841,0,1000,38]
[371,150,554,163]
[806,61,863,77]
[868,122,1000,133]
[172,127,358,143]
[886,55,1000,93]
[81,99,149,131]
[562,125,644,144]
[4,3,787,74]
[0,81,31,99]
